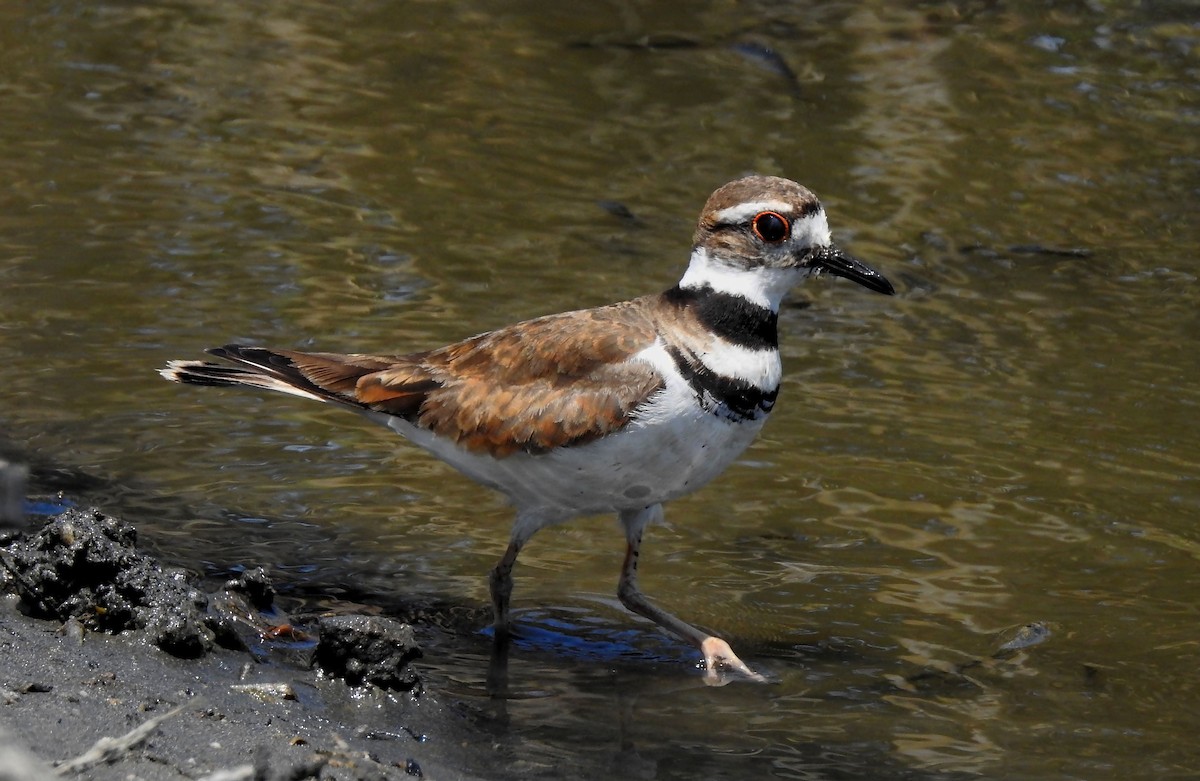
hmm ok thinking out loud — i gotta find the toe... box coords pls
[700,636,768,685]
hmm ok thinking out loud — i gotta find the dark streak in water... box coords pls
[1007,244,1093,258]
[729,40,804,97]
[567,34,806,99]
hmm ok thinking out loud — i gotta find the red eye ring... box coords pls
[751,211,790,243]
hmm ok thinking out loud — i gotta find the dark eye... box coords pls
[751,211,790,243]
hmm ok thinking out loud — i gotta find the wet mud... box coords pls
[0,500,497,780]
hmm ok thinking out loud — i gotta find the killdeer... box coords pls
[160,175,894,683]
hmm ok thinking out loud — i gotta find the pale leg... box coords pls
[616,506,766,685]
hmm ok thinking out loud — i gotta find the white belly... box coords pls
[368,338,777,524]
[385,400,764,517]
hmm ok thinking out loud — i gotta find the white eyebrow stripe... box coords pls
[790,209,833,247]
[712,200,798,224]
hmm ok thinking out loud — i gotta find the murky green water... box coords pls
[2,1,1198,778]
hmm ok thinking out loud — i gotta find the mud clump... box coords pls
[225,564,276,610]
[317,614,423,692]
[2,508,426,694]
[1,508,215,657]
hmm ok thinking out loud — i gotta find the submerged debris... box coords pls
[992,621,1053,656]
[1007,244,1093,258]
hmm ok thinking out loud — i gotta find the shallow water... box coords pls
[2,1,1199,778]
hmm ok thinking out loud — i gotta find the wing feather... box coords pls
[165,297,665,457]
[396,298,664,455]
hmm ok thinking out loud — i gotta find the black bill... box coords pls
[808,245,895,296]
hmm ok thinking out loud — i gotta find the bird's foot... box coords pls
[700,636,768,686]
[489,617,516,642]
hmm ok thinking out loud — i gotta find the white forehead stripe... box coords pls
[713,200,798,224]
[791,209,832,246]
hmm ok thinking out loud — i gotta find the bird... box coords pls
[159,175,894,683]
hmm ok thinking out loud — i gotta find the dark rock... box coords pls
[1,508,214,657]
[224,565,276,611]
[205,589,260,653]
[316,615,422,693]
[208,566,287,657]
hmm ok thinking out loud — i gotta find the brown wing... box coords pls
[360,297,664,456]
[193,297,665,458]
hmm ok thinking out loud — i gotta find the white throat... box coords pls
[678,247,801,311]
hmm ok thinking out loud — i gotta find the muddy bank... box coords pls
[0,504,500,780]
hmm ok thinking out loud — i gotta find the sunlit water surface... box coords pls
[1,2,1198,778]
